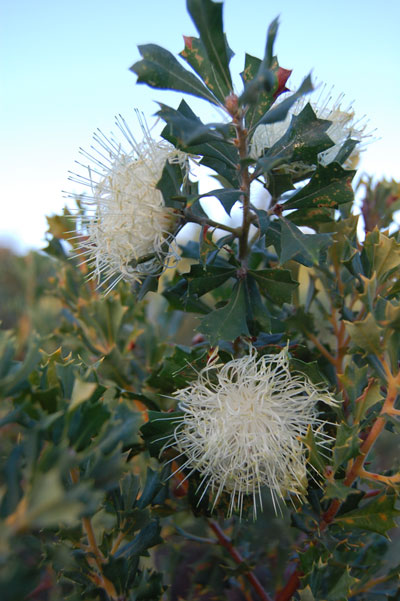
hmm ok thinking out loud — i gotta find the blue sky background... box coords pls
[1,0,399,252]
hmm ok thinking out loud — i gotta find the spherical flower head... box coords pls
[69,113,187,291]
[250,87,369,171]
[171,346,337,517]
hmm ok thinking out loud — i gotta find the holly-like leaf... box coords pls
[323,480,355,501]
[284,163,356,211]
[161,100,240,186]
[302,426,328,475]
[141,410,184,457]
[200,188,242,216]
[265,103,333,166]
[180,36,229,102]
[255,74,313,127]
[325,568,358,601]
[244,275,271,333]
[277,218,332,266]
[335,494,400,537]
[250,268,298,305]
[186,0,233,94]
[114,520,162,558]
[157,103,228,147]
[199,280,250,343]
[333,423,360,470]
[130,43,219,105]
[185,264,236,297]
[344,314,383,355]
[241,54,287,129]
[156,160,185,208]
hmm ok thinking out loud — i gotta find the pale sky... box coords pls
[1,0,399,252]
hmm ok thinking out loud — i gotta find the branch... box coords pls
[209,520,273,601]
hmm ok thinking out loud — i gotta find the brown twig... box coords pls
[70,468,118,600]
[209,519,273,601]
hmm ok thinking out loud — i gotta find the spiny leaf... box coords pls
[278,218,332,266]
[284,163,356,211]
[250,268,298,305]
[130,43,219,105]
[199,280,250,343]
[255,74,313,127]
[334,494,400,537]
[186,0,233,94]
[344,314,383,355]
[180,35,229,102]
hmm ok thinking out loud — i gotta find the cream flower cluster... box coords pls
[250,89,368,171]
[170,347,337,516]
[70,114,187,292]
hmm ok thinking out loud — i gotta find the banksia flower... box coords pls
[170,346,337,516]
[69,114,187,291]
[250,88,368,171]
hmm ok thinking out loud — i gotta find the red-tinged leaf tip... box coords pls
[183,35,194,50]
[274,67,292,99]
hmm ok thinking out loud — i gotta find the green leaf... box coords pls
[289,358,327,385]
[264,103,333,166]
[333,423,360,470]
[199,280,250,343]
[141,411,183,458]
[200,188,242,216]
[250,268,298,304]
[147,345,208,393]
[114,520,162,558]
[156,160,184,208]
[136,468,165,509]
[186,0,232,94]
[157,103,227,147]
[284,163,356,211]
[344,314,383,355]
[278,218,332,266]
[323,479,355,501]
[255,74,313,127]
[298,585,316,601]
[326,568,358,601]
[335,494,400,537]
[244,275,271,333]
[130,43,219,105]
[185,264,236,297]
[302,426,327,475]
[180,36,229,102]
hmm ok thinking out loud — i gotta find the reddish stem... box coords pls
[275,569,302,601]
[209,520,273,601]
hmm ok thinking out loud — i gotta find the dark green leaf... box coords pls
[284,163,356,211]
[278,218,332,266]
[180,36,229,102]
[333,423,360,470]
[114,520,162,558]
[185,264,236,297]
[250,268,298,304]
[244,275,271,333]
[200,188,242,216]
[199,280,250,343]
[156,160,184,208]
[157,103,227,147]
[255,74,313,127]
[137,468,165,509]
[264,103,333,166]
[140,410,183,458]
[130,43,219,104]
[334,494,400,537]
[186,0,232,94]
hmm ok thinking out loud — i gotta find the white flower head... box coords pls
[69,112,187,292]
[250,85,370,171]
[170,346,337,517]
